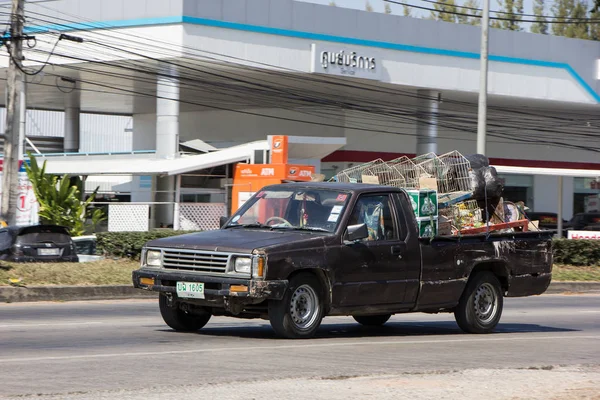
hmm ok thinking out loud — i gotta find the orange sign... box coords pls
[230,135,316,215]
[286,165,313,180]
[234,164,314,181]
[235,164,286,179]
[270,135,288,164]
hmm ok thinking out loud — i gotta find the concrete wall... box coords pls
[180,23,596,104]
[180,0,600,103]
[132,114,157,151]
[176,108,346,145]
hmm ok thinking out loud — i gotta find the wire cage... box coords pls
[437,150,472,193]
[411,152,448,190]
[362,159,406,187]
[332,160,380,183]
[387,156,420,189]
[411,151,472,194]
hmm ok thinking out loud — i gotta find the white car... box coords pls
[71,235,104,263]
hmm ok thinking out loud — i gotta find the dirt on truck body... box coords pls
[132,182,553,339]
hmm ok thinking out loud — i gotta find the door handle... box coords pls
[391,245,403,256]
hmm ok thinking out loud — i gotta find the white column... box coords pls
[64,106,80,153]
[416,90,440,156]
[64,82,81,153]
[173,174,181,230]
[557,176,563,238]
[153,72,180,227]
[156,74,180,159]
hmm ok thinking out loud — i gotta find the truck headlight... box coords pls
[234,257,252,274]
[145,250,162,267]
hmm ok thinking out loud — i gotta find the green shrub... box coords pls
[96,230,198,259]
[552,239,600,266]
[97,232,600,266]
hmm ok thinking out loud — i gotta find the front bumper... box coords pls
[132,269,288,302]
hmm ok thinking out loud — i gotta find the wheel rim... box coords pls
[289,284,320,330]
[473,282,498,324]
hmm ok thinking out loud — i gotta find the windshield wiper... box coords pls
[224,222,272,229]
[271,226,331,233]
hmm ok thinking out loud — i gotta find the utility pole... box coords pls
[476,0,490,156]
[1,0,25,226]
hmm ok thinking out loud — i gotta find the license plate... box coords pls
[38,248,60,256]
[176,282,205,299]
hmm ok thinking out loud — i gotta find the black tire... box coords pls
[454,271,504,334]
[159,294,211,332]
[268,272,325,339]
[353,314,392,326]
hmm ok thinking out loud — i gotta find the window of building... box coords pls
[573,178,600,214]
[497,174,534,209]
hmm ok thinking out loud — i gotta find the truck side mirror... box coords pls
[345,223,368,243]
[219,216,229,228]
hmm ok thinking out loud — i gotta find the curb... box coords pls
[1,282,599,303]
[543,281,600,294]
[0,285,157,303]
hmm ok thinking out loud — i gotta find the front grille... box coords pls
[162,250,230,273]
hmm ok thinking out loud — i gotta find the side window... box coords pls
[348,194,397,241]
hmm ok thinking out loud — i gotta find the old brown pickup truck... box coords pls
[132,182,553,339]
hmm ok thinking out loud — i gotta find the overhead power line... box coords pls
[20,5,600,124]
[407,0,600,20]
[385,0,600,23]
[9,4,600,154]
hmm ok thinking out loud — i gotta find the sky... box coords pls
[299,0,538,26]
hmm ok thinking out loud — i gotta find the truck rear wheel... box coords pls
[454,271,503,334]
[353,314,391,326]
[268,272,325,339]
[159,294,211,332]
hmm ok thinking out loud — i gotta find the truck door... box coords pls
[393,192,423,306]
[336,193,408,307]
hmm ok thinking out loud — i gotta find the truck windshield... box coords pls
[226,188,350,233]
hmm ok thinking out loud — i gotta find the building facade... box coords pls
[1,0,599,222]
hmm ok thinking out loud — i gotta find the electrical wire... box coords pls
[385,0,600,23]
[8,7,600,155]
[407,0,600,20]
[4,36,60,76]
[18,42,600,152]
[28,61,600,152]
[20,6,600,128]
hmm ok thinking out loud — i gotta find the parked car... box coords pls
[570,213,600,231]
[525,212,571,234]
[0,225,79,263]
[525,212,571,228]
[133,182,553,339]
[72,235,103,263]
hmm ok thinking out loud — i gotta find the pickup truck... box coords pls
[132,182,553,339]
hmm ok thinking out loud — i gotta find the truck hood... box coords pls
[145,228,332,253]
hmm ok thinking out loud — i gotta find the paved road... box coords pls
[1,295,599,399]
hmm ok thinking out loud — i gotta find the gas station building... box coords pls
[1,0,599,229]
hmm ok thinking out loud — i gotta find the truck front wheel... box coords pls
[268,273,325,339]
[159,294,211,332]
[454,271,504,334]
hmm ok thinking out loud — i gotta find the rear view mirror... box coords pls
[220,216,229,228]
[345,223,368,243]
